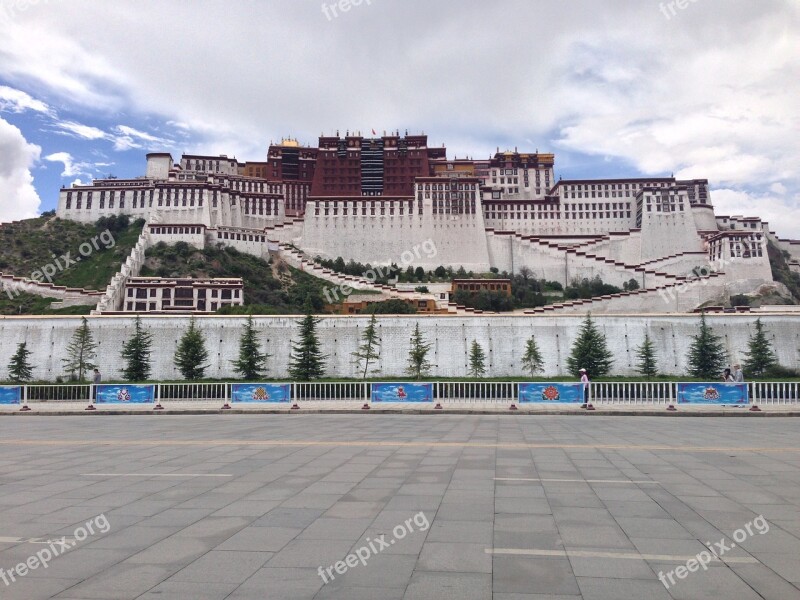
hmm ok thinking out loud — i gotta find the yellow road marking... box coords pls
[0,439,798,453]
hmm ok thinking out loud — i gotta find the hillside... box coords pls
[139,241,338,313]
[768,240,800,303]
[0,213,145,291]
[0,291,94,315]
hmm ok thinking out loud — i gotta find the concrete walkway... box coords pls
[0,416,798,599]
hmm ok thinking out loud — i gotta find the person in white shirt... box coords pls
[733,364,744,382]
[580,368,590,408]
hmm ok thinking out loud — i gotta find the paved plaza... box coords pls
[0,415,798,599]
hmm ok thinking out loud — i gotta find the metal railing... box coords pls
[434,381,518,404]
[25,384,92,403]
[293,382,368,402]
[2,381,798,409]
[591,381,676,405]
[158,382,228,403]
[749,381,800,405]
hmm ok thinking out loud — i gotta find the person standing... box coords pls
[92,368,101,401]
[722,368,734,382]
[733,364,744,382]
[580,368,590,408]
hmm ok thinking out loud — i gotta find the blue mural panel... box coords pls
[231,383,291,403]
[95,384,156,404]
[0,386,21,405]
[519,383,585,403]
[371,383,433,403]
[677,383,748,404]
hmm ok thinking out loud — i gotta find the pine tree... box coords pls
[352,313,381,379]
[62,317,97,382]
[521,335,544,377]
[232,315,269,380]
[288,308,326,381]
[120,316,154,382]
[8,342,33,383]
[405,323,432,380]
[742,318,777,378]
[635,333,658,379]
[174,317,210,380]
[468,340,487,378]
[567,313,614,377]
[687,312,727,379]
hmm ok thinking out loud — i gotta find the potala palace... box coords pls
[53,133,799,315]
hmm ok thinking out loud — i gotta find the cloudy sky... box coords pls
[0,0,798,235]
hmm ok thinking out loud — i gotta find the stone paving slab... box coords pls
[0,415,797,599]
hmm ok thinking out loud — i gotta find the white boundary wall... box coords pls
[0,313,797,381]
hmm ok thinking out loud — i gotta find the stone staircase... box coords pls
[0,272,103,308]
[488,230,688,288]
[93,214,159,314]
[523,271,727,315]
[275,244,469,314]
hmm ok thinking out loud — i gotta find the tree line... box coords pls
[3,313,792,383]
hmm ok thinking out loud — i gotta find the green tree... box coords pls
[468,340,487,378]
[8,342,33,382]
[635,333,658,379]
[120,316,154,381]
[742,318,777,378]
[62,316,97,382]
[521,335,544,377]
[232,315,269,380]
[174,317,210,380]
[288,308,326,380]
[405,322,432,380]
[687,313,727,379]
[567,313,614,377]
[352,314,381,379]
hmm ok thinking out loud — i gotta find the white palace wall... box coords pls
[2,313,797,381]
[300,198,491,271]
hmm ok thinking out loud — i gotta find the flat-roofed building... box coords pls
[451,278,512,296]
[123,277,244,313]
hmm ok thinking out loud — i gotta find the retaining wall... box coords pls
[1,313,797,381]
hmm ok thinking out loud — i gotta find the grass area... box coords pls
[141,242,339,314]
[0,214,144,291]
[0,291,95,315]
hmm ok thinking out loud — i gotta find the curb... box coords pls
[1,410,799,417]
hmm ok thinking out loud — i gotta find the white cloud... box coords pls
[770,182,787,195]
[0,85,51,115]
[115,125,161,142]
[0,117,41,222]
[55,120,107,140]
[0,1,798,235]
[44,151,93,178]
[111,125,169,151]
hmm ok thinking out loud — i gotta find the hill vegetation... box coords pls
[0,291,95,315]
[767,241,800,303]
[0,213,145,291]
[140,241,337,314]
